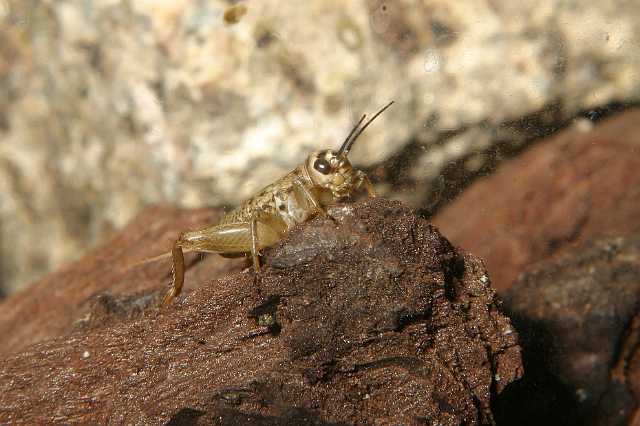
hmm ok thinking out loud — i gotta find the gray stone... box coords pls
[1,0,639,293]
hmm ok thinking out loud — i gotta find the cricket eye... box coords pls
[313,158,331,175]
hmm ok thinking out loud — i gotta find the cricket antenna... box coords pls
[337,100,394,156]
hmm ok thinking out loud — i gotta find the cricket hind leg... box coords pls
[161,242,186,306]
[161,221,281,306]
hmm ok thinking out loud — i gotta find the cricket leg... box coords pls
[355,171,376,197]
[161,221,281,306]
[294,176,348,228]
[250,218,261,272]
[293,176,325,213]
[249,218,266,299]
[293,176,348,228]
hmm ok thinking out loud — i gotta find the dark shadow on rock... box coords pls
[492,316,581,425]
[165,408,206,426]
[497,235,640,425]
[207,407,349,426]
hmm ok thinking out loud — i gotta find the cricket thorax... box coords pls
[220,168,320,230]
[272,177,317,228]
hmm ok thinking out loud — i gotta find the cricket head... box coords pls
[305,101,393,198]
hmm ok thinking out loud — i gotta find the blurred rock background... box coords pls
[1,0,639,295]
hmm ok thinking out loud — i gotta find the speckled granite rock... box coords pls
[1,0,639,293]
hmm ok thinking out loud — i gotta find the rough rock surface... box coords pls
[496,235,640,425]
[3,0,640,294]
[0,198,522,425]
[432,109,640,292]
[0,205,246,356]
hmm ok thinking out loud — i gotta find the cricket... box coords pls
[161,101,394,306]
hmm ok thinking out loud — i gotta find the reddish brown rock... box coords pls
[497,234,640,425]
[0,205,246,356]
[0,198,521,425]
[432,110,640,292]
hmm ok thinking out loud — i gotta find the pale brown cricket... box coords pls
[161,101,394,306]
